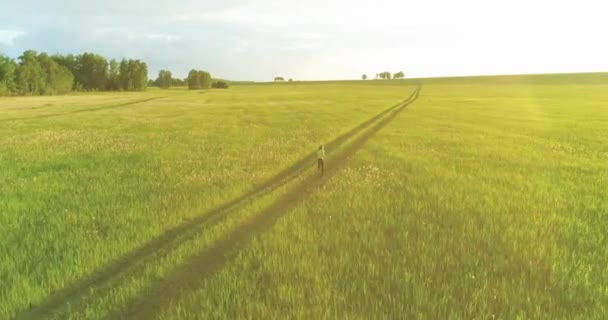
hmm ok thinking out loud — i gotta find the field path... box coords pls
[119,86,421,319]
[0,96,167,123]
[14,85,420,320]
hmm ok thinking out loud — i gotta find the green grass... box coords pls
[0,83,414,319]
[1,75,607,319]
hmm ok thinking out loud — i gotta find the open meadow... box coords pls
[1,75,607,319]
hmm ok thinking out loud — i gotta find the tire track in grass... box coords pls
[120,86,421,320]
[0,96,167,123]
[13,86,419,320]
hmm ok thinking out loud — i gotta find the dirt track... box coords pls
[1,96,167,123]
[121,85,421,319]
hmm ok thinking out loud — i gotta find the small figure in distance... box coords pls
[317,144,325,176]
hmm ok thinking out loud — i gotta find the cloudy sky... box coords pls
[1,0,607,81]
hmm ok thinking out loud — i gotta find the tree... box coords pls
[171,78,186,87]
[156,69,172,89]
[129,60,148,91]
[16,50,46,95]
[274,76,284,81]
[5,51,74,96]
[117,58,147,91]
[51,67,74,94]
[118,59,130,90]
[201,72,212,89]
[52,54,79,89]
[37,52,73,94]
[362,74,367,80]
[288,78,293,82]
[187,70,199,89]
[75,52,108,90]
[51,54,77,73]
[107,59,120,90]
[212,81,229,88]
[3,50,152,95]
[377,72,392,80]
[187,69,212,89]
[393,71,405,79]
[0,55,17,95]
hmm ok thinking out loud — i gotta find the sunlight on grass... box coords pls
[2,77,607,319]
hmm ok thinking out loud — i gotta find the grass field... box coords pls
[1,75,607,319]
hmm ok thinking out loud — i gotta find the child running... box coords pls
[317,144,325,176]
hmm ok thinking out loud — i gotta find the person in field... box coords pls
[317,144,325,176]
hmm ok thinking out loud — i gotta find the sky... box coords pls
[1,0,607,81]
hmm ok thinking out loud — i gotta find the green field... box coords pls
[1,75,607,319]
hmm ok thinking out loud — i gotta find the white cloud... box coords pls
[0,30,25,46]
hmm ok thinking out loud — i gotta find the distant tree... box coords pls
[171,77,186,87]
[131,60,148,91]
[16,50,46,95]
[274,76,285,81]
[3,50,152,95]
[37,52,73,94]
[187,69,212,89]
[51,54,77,73]
[0,55,18,95]
[76,52,109,90]
[107,59,120,90]
[187,70,197,89]
[393,71,405,79]
[288,78,293,82]
[362,74,367,80]
[52,53,79,89]
[212,81,229,88]
[156,69,172,89]
[377,72,392,80]
[53,68,74,94]
[118,59,130,90]
[201,71,212,89]
[11,50,75,95]
[117,58,148,91]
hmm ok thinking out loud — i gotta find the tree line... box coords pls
[150,69,227,89]
[0,50,149,96]
[0,50,225,96]
[361,71,405,80]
